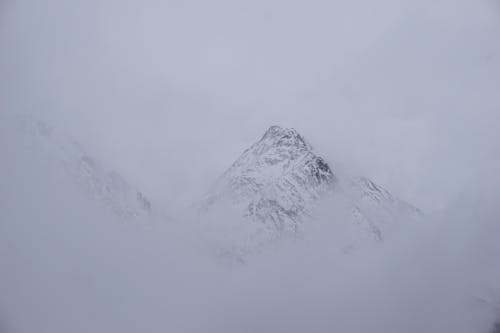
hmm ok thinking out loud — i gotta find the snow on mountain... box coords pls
[3,113,155,220]
[199,125,421,256]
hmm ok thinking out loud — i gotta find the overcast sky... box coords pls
[1,0,499,214]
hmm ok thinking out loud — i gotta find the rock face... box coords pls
[200,126,421,256]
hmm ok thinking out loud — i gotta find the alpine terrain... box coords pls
[200,126,421,256]
[2,114,155,220]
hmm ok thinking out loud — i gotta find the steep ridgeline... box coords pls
[199,126,421,256]
[16,115,154,220]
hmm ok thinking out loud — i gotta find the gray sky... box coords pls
[1,0,499,213]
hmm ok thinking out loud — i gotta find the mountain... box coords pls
[199,125,421,257]
[3,113,155,220]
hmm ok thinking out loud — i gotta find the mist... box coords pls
[1,0,500,332]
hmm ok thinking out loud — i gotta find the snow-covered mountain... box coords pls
[5,114,155,220]
[199,125,421,256]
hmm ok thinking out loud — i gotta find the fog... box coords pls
[3,0,499,211]
[1,0,500,332]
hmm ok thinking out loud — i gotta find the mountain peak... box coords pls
[263,125,299,138]
[199,125,421,259]
[201,126,335,245]
[260,125,311,151]
[220,126,333,196]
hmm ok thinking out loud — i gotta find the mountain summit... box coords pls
[201,126,335,235]
[200,126,421,257]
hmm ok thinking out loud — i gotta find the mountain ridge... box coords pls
[6,113,157,221]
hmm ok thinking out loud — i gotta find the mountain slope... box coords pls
[199,126,421,255]
[2,113,156,220]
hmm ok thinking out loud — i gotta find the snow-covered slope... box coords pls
[3,114,155,220]
[199,126,421,255]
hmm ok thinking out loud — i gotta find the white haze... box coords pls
[1,117,500,333]
[1,0,500,332]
